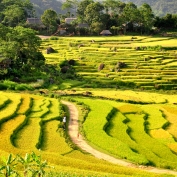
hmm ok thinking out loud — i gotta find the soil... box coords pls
[37,35,51,39]
[61,100,177,176]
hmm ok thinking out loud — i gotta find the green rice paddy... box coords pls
[2,35,177,176]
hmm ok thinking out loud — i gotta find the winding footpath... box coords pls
[61,100,177,176]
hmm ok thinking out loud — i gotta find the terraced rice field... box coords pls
[2,35,177,176]
[2,91,171,176]
[73,94,177,170]
[41,36,177,90]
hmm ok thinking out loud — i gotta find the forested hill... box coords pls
[121,0,177,16]
[30,0,64,17]
[30,0,177,17]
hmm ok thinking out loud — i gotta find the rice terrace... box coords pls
[2,35,177,176]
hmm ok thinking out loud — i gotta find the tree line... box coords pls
[42,0,177,35]
[0,0,177,35]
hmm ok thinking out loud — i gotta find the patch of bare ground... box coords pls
[62,100,177,176]
[37,35,51,39]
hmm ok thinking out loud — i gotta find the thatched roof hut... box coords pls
[26,18,42,25]
[100,30,112,35]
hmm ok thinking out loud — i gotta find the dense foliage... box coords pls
[0,0,34,27]
[30,0,64,17]
[0,24,45,79]
[121,0,177,17]
[30,0,177,17]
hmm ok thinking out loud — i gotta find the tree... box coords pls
[139,3,154,34]
[121,2,140,33]
[77,0,94,22]
[0,0,34,27]
[103,0,125,15]
[84,2,104,26]
[0,24,44,77]
[61,0,73,17]
[41,9,58,34]
[2,5,25,27]
[91,22,104,35]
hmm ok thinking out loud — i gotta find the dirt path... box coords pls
[37,35,51,39]
[61,100,177,176]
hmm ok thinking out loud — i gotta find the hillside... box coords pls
[30,0,64,17]
[31,0,177,17]
[121,0,177,16]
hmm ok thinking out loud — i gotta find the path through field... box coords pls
[61,100,177,176]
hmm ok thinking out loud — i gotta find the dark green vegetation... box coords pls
[0,0,34,27]
[0,24,45,81]
[31,0,177,17]
[1,0,177,37]
[30,0,64,17]
[121,0,177,17]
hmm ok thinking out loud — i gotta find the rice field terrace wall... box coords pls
[41,36,177,90]
[1,91,168,177]
[72,95,177,170]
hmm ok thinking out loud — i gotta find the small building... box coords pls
[26,18,45,30]
[65,18,77,24]
[100,30,112,36]
[26,18,42,25]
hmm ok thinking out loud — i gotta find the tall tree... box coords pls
[0,24,44,74]
[84,2,104,26]
[121,2,139,33]
[0,0,34,26]
[77,0,93,22]
[41,9,58,34]
[61,0,73,17]
[102,0,125,15]
[2,5,25,26]
[139,3,154,34]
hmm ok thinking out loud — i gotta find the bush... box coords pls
[68,59,76,66]
[50,36,59,40]
[15,84,34,91]
[0,83,8,90]
[3,80,16,90]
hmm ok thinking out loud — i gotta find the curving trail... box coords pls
[61,100,177,176]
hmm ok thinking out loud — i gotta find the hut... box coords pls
[26,18,42,25]
[65,18,77,24]
[100,30,112,36]
[26,18,45,30]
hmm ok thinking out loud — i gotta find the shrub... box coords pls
[68,59,76,66]
[3,80,17,90]
[15,84,34,91]
[61,66,69,73]
[50,36,59,40]
[0,83,8,90]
